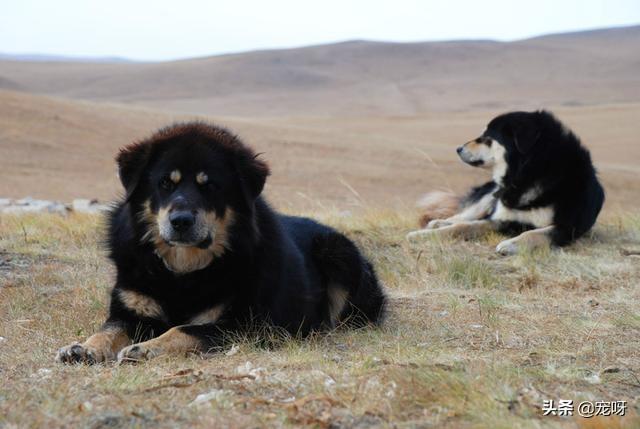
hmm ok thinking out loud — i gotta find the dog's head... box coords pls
[116,122,269,272]
[457,111,545,183]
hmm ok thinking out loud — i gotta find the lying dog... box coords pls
[407,111,605,255]
[57,122,386,364]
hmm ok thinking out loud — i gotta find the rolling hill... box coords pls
[0,26,638,116]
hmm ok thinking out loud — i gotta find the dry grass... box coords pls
[1,211,639,428]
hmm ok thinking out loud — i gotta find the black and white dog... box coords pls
[408,111,605,255]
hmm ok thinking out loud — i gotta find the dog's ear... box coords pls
[236,153,270,207]
[510,117,540,154]
[116,141,154,198]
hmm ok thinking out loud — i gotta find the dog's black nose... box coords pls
[456,146,464,154]
[169,211,195,232]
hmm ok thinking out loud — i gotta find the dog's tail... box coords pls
[416,191,461,228]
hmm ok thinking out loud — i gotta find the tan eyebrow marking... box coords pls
[170,170,181,183]
[196,172,208,185]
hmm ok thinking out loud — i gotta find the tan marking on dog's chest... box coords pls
[118,289,164,319]
[145,207,236,273]
[189,304,226,325]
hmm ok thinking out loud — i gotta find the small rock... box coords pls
[72,199,110,213]
[585,373,601,384]
[80,401,93,412]
[309,369,336,388]
[225,344,240,356]
[189,389,227,406]
[236,361,265,380]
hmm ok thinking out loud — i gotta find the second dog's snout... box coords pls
[169,211,195,232]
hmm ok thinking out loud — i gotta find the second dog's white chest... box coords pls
[491,201,554,228]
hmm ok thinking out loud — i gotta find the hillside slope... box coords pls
[1,26,638,116]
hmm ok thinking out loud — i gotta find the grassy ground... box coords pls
[1,211,639,428]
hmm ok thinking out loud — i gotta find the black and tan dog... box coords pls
[57,122,386,364]
[408,111,605,254]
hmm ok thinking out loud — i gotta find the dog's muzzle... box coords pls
[160,210,213,247]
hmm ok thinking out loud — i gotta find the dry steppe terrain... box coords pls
[1,25,639,428]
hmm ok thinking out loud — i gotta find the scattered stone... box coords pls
[72,199,110,213]
[225,344,240,356]
[189,389,227,406]
[0,197,110,214]
[235,361,266,380]
[0,197,69,215]
[585,372,601,384]
[309,369,336,388]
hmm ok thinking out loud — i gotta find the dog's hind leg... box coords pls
[496,225,554,255]
[312,232,386,328]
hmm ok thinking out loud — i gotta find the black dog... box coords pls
[408,110,605,254]
[57,122,386,364]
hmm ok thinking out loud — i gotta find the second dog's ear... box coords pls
[116,141,153,198]
[511,117,540,154]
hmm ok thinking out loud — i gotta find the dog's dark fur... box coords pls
[57,122,386,364]
[409,111,605,254]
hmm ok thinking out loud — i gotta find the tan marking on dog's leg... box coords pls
[189,304,225,325]
[57,325,131,364]
[117,326,200,363]
[496,226,554,255]
[328,286,349,326]
[407,220,493,241]
[118,289,164,319]
[429,191,496,228]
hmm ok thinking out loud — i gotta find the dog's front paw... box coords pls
[406,229,437,241]
[426,219,452,229]
[496,238,519,256]
[117,342,159,364]
[56,343,101,364]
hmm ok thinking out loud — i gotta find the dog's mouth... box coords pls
[165,233,213,249]
[464,159,485,167]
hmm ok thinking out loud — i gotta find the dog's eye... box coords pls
[160,177,174,191]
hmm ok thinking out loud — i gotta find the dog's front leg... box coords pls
[117,320,240,363]
[407,220,493,241]
[57,322,132,364]
[496,225,554,255]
